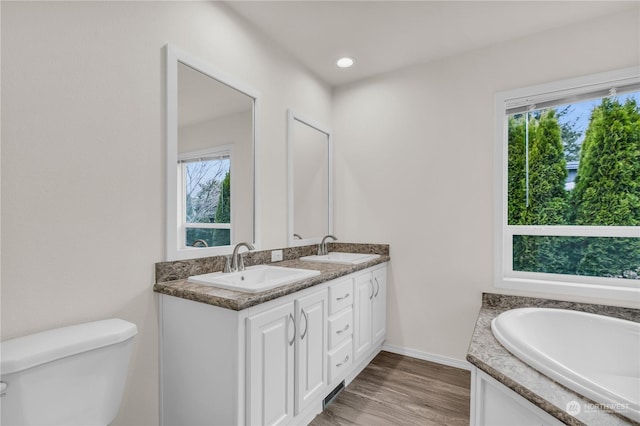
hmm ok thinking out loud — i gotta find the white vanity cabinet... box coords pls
[326,277,354,385]
[354,266,387,362]
[246,288,327,425]
[159,262,387,426]
[471,369,565,426]
[246,300,296,426]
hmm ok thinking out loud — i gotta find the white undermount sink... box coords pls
[300,252,380,265]
[187,265,320,293]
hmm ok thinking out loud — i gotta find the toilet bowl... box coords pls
[0,318,137,426]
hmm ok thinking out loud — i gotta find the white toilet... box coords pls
[0,318,137,426]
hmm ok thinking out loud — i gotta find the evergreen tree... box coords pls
[507,115,527,225]
[572,97,640,277]
[509,110,570,273]
[526,109,569,225]
[573,98,640,226]
[211,171,231,246]
[508,115,537,271]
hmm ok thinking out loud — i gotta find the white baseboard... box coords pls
[382,343,472,371]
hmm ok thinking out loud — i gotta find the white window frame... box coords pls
[178,145,234,249]
[494,67,640,303]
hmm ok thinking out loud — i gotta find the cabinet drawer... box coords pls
[328,307,353,350]
[328,338,353,385]
[329,278,353,315]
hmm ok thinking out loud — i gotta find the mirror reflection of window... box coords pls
[176,61,253,250]
[166,45,260,260]
[179,149,231,248]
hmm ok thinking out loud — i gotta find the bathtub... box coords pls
[491,307,640,423]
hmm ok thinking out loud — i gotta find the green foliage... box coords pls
[571,97,640,276]
[526,109,569,225]
[507,116,527,225]
[573,98,640,226]
[211,171,231,247]
[508,97,640,279]
[509,111,571,273]
[577,238,640,278]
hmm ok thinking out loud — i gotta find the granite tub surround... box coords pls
[153,243,389,311]
[468,293,640,426]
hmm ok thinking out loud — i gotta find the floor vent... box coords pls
[323,381,345,409]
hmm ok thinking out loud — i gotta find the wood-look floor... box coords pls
[310,351,471,426]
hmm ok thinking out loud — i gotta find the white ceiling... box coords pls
[226,1,638,87]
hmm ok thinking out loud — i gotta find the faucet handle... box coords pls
[238,254,246,271]
[223,256,231,273]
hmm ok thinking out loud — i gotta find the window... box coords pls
[178,146,232,248]
[495,68,640,301]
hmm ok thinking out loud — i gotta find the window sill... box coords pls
[495,276,640,305]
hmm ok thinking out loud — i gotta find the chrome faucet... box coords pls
[228,242,255,273]
[318,235,337,255]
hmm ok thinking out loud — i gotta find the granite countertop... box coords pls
[467,293,640,426]
[153,243,389,311]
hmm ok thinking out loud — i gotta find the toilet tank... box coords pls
[0,319,137,426]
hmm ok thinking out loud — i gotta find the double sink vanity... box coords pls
[159,43,389,425]
[154,242,389,426]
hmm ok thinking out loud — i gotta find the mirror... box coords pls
[166,44,261,260]
[287,110,333,246]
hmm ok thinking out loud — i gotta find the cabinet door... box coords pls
[353,272,373,361]
[247,301,295,426]
[474,370,565,426]
[295,289,328,415]
[371,266,387,346]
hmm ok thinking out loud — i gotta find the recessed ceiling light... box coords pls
[336,57,355,68]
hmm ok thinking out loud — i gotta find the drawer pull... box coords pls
[336,324,350,334]
[336,355,350,367]
[288,313,296,346]
[300,308,309,340]
[336,293,350,301]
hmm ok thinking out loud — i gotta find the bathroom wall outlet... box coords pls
[271,250,283,262]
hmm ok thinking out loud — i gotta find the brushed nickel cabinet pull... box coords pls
[336,293,350,301]
[336,355,350,367]
[300,308,309,340]
[288,313,296,346]
[336,324,350,334]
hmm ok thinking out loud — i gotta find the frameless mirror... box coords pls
[287,110,333,246]
[166,44,261,260]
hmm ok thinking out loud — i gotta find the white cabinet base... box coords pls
[160,263,387,426]
[471,368,564,426]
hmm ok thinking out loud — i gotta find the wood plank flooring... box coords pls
[310,351,471,426]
